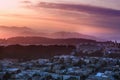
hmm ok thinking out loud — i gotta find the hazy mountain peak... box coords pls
[48,31,99,40]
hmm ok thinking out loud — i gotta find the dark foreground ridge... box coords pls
[0,45,75,60]
[0,36,96,45]
[0,43,120,60]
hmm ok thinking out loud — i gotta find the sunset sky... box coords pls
[0,0,120,41]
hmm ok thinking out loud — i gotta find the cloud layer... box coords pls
[35,2,120,17]
[24,2,120,32]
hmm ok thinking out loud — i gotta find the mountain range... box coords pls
[44,31,99,40]
[0,26,103,45]
[0,26,101,40]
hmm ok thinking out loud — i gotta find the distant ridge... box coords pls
[34,31,102,41]
[46,31,100,40]
[0,26,101,40]
[0,36,96,45]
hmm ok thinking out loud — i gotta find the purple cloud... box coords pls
[21,0,31,4]
[27,2,120,17]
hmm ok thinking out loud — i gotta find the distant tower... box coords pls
[76,44,80,53]
[114,40,118,47]
[103,47,110,57]
[70,50,76,56]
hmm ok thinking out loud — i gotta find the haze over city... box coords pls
[0,0,120,41]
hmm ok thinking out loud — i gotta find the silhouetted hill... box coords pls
[0,36,96,45]
[47,31,100,40]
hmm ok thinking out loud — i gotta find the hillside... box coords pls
[0,36,96,45]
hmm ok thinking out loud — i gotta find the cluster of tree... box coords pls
[0,45,75,61]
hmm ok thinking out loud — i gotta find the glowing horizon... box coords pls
[0,0,120,40]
